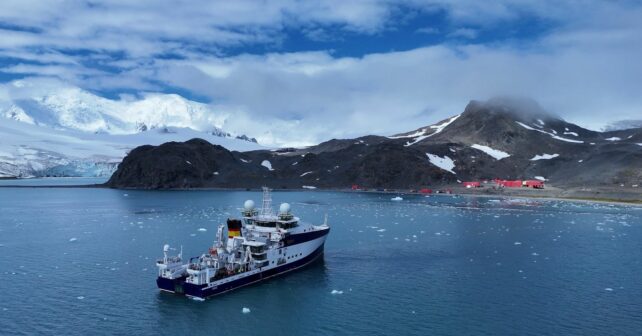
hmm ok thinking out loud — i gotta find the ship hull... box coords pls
[183,229,328,299]
[156,275,187,294]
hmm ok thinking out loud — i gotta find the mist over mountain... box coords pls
[603,120,642,132]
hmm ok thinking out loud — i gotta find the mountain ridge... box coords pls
[107,99,642,189]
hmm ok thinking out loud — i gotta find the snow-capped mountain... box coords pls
[0,80,262,178]
[107,98,642,190]
[1,79,255,139]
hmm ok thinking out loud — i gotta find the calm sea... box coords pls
[1,182,641,335]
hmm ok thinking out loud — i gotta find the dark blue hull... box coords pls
[156,275,187,294]
[183,243,325,299]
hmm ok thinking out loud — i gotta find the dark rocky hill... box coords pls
[106,99,642,189]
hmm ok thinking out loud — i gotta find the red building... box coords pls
[420,188,432,194]
[523,180,545,189]
[498,180,523,188]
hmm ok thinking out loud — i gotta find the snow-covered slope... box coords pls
[0,115,263,178]
[0,79,264,178]
[0,79,255,141]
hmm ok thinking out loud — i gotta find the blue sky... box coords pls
[0,0,641,146]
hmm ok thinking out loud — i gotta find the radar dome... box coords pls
[244,200,255,211]
[163,244,170,252]
[279,203,291,214]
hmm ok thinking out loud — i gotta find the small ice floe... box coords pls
[531,252,539,256]
[377,229,386,232]
[302,185,317,189]
[198,228,207,232]
[190,297,205,302]
[69,237,78,242]
[213,172,219,175]
[331,290,343,295]
[190,233,196,237]
[605,137,621,141]
[242,307,251,313]
[77,296,85,300]
[604,288,614,292]
[123,193,129,197]
[514,241,522,245]
[391,196,403,201]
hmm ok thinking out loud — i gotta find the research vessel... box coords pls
[156,187,330,299]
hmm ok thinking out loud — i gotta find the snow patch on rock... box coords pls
[426,153,456,174]
[470,144,510,160]
[398,114,461,146]
[261,160,274,171]
[516,121,584,144]
[530,153,559,161]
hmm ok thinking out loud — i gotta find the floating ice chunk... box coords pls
[302,185,317,189]
[69,237,77,242]
[123,193,128,197]
[77,296,85,300]
[300,171,313,177]
[604,288,614,291]
[514,241,522,245]
[391,196,403,201]
[190,297,205,302]
[377,229,386,232]
[605,137,621,141]
[198,228,207,232]
[242,307,251,313]
[331,290,343,295]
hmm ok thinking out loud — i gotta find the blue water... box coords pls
[0,188,641,335]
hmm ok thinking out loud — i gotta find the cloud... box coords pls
[0,1,641,147]
[447,28,478,39]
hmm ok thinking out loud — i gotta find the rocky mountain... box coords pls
[0,80,261,178]
[107,98,642,189]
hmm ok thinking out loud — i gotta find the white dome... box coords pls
[279,203,291,214]
[163,244,170,252]
[244,200,255,211]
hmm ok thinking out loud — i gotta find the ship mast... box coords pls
[260,186,273,218]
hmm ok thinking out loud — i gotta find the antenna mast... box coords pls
[260,187,273,218]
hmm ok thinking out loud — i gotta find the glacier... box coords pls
[0,79,263,178]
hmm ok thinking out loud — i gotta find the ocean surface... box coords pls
[1,183,641,335]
